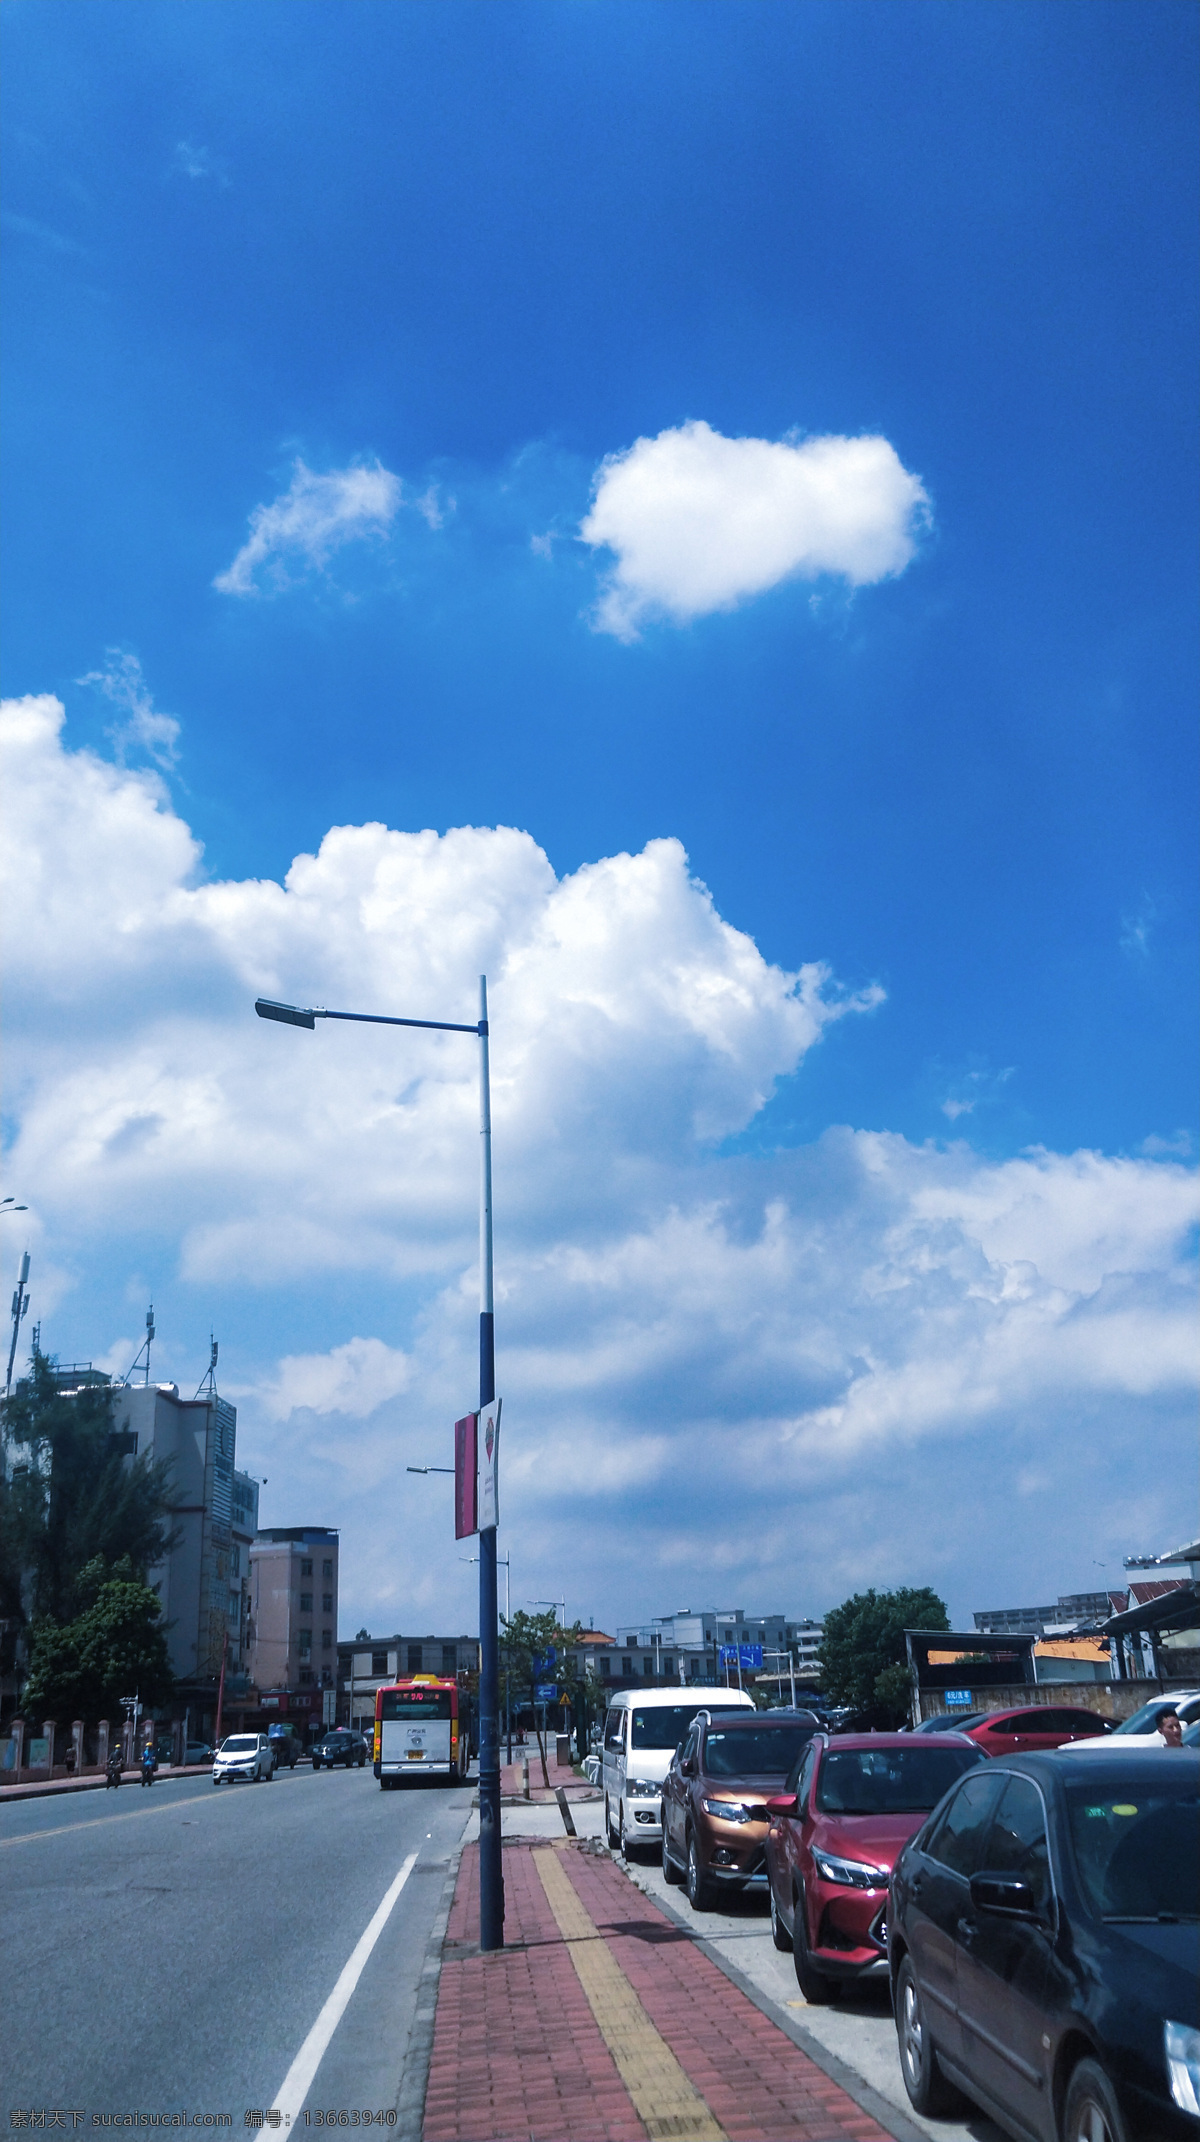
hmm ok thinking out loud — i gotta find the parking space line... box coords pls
[534,1845,726,2141]
[271,1853,419,2121]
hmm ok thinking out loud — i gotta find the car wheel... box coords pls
[895,1955,958,2112]
[686,1831,715,1912]
[770,1886,792,1952]
[1064,2059,1129,2142]
[793,1887,838,2006]
[605,1795,619,1849]
[662,1826,682,1885]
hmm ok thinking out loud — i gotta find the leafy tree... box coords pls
[819,1587,950,1725]
[3,1351,177,1626]
[23,1556,174,1724]
[500,1607,588,1787]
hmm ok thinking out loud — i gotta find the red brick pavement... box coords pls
[422,1840,898,2142]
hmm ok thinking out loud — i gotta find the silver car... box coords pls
[213,1732,274,1784]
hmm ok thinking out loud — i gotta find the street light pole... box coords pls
[254,976,505,1951]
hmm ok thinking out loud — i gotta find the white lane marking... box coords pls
[271,1853,419,2119]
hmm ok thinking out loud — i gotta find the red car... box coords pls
[765,1732,985,2004]
[956,1704,1113,1757]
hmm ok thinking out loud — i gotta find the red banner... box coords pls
[454,1411,478,1539]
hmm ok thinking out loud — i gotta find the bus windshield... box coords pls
[380,1690,454,1721]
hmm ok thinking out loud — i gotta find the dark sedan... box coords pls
[888,1747,1200,2142]
[311,1728,368,1770]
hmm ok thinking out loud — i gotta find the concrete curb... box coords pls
[616,1854,928,2142]
[395,1809,472,2142]
[0,1764,214,1803]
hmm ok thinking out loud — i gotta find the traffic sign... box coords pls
[719,1644,763,1671]
[944,1688,972,1706]
[535,1682,558,1703]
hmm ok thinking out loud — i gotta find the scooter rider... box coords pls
[140,1741,157,1787]
[106,1744,124,1788]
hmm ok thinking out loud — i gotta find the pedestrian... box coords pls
[140,1741,158,1786]
[1156,1710,1183,1747]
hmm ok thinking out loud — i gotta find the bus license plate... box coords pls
[406,1750,422,1760]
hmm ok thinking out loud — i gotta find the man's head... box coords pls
[1157,1710,1183,1746]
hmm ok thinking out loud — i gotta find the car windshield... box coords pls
[816,1745,981,1814]
[220,1737,258,1754]
[630,1704,708,1750]
[704,1725,816,1777]
[1066,1780,1200,1919]
[380,1692,453,1720]
[1110,1699,1173,1736]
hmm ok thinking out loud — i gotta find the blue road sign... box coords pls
[719,1644,764,1671]
[531,1647,557,1677]
[944,1688,973,1706]
[535,1682,558,1703]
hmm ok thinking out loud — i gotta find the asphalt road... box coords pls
[2,1761,474,2124]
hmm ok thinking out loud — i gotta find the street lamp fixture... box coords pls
[406,1465,455,1475]
[254,979,504,1952]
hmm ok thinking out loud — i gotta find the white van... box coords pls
[600,1686,754,1856]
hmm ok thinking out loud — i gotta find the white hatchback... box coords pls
[213,1733,274,1784]
[1068,1690,1200,1749]
[600,1686,754,1857]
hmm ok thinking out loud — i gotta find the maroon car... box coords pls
[956,1704,1113,1758]
[765,1732,985,2003]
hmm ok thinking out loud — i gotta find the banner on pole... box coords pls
[454,1411,478,1539]
[479,1397,501,1531]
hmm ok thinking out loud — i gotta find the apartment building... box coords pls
[336,1632,481,1731]
[247,1528,340,1733]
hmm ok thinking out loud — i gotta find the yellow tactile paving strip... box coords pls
[533,1846,727,2142]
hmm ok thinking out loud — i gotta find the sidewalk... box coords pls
[0,1762,212,1802]
[499,1753,599,1802]
[423,1837,899,2142]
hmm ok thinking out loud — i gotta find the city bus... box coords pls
[374,1675,474,1787]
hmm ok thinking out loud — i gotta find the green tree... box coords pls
[819,1587,950,1725]
[3,1351,177,1625]
[23,1555,174,1724]
[500,1607,588,1787]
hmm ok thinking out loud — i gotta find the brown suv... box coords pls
[661,1708,821,1911]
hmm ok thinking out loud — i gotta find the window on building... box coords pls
[664,1656,674,1673]
[299,1630,313,1655]
[442,1644,457,1676]
[622,1658,632,1677]
[321,1630,332,1649]
[232,1547,241,1576]
[322,1593,333,1614]
[599,1656,610,1676]
[323,1558,333,1579]
[407,1644,423,1675]
[301,1559,313,1576]
[299,1668,314,1686]
[371,1650,388,1676]
[320,1667,332,1687]
[300,1592,313,1612]
[643,1657,654,1676]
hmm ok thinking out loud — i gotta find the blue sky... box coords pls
[3,2,1196,1639]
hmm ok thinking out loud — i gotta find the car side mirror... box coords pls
[969,1873,1039,1917]
[765,1792,797,1816]
[681,1755,696,1776]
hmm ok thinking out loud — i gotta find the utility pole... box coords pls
[6,1250,31,1396]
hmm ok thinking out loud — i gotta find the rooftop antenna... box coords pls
[5,1250,31,1397]
[122,1304,155,1387]
[195,1335,219,1401]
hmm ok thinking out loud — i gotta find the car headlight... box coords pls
[626,1778,659,1798]
[1166,2022,1200,2116]
[812,1851,887,1889]
[701,1797,752,1823]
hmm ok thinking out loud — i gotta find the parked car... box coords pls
[1069,1690,1200,1751]
[213,1733,274,1784]
[267,1723,301,1769]
[911,1712,988,1734]
[957,1705,1115,1757]
[601,1685,755,1857]
[312,1728,368,1770]
[765,1731,986,2002]
[662,1708,821,1910]
[888,1747,1200,2142]
[185,1740,213,1765]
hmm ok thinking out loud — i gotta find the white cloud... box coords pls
[580,419,930,638]
[2,692,1195,1633]
[76,650,180,768]
[173,142,230,186]
[214,458,402,596]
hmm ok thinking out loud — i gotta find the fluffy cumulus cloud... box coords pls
[2,693,1196,1632]
[581,420,930,638]
[214,457,403,596]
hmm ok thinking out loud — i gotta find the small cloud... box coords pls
[173,141,230,186]
[76,650,180,769]
[258,1337,413,1420]
[1120,894,1156,959]
[214,457,403,597]
[414,485,450,531]
[2,211,87,257]
[580,419,930,640]
[940,1065,1014,1123]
